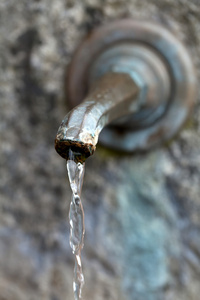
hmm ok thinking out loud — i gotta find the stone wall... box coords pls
[1,0,200,299]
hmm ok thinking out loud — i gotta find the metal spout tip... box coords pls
[55,138,95,163]
[55,72,139,162]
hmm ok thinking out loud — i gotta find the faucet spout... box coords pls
[55,72,139,162]
[55,20,196,162]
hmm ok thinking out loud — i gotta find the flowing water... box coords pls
[66,149,85,300]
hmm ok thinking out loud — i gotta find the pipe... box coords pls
[55,72,139,162]
[55,20,196,161]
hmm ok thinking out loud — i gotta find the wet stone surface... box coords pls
[0,0,200,300]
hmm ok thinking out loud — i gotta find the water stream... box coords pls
[66,149,85,300]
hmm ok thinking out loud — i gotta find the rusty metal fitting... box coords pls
[66,19,197,152]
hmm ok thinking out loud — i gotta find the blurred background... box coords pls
[1,0,200,299]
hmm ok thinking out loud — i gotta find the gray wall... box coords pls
[1,0,200,299]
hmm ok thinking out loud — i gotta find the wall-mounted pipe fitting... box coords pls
[55,19,197,159]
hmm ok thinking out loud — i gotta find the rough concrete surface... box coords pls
[0,0,200,299]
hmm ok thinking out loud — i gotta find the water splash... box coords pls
[67,149,85,300]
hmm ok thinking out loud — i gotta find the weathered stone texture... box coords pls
[0,0,200,299]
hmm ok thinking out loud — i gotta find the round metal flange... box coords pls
[67,20,197,152]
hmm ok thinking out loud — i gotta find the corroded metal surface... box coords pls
[66,19,196,153]
[55,72,139,161]
[89,43,171,129]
